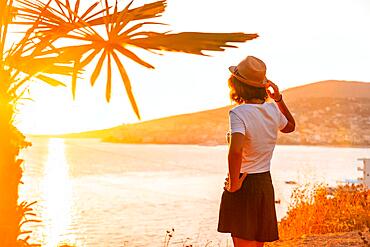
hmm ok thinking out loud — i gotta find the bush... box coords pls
[279,183,370,239]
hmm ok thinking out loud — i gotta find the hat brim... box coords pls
[228,66,267,88]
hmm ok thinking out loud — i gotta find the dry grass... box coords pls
[278,183,370,240]
[266,230,370,247]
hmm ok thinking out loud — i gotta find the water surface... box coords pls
[19,137,369,246]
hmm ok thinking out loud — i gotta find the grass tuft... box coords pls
[278,183,370,240]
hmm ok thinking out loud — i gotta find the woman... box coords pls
[217,56,295,247]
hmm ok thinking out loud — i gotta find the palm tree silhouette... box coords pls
[0,0,258,245]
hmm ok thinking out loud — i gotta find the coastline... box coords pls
[100,137,370,149]
[26,135,370,149]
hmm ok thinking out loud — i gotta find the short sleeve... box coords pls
[278,110,288,130]
[229,110,246,135]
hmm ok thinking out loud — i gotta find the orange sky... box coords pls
[13,0,370,134]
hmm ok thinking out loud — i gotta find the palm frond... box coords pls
[126,32,258,55]
[87,0,166,26]
[36,74,66,87]
[114,45,154,69]
[5,47,74,88]
[90,50,106,86]
[71,59,79,99]
[7,54,74,77]
[106,53,112,102]
[0,0,15,63]
[111,51,140,119]
[10,0,257,120]
[13,0,99,53]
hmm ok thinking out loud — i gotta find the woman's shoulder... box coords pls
[229,102,279,121]
[230,102,274,112]
[265,101,278,109]
[229,104,250,115]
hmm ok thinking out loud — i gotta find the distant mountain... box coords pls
[54,104,232,145]
[282,80,370,100]
[52,80,370,147]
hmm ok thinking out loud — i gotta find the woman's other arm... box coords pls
[265,80,295,133]
[225,112,248,192]
[227,132,245,191]
[276,97,295,133]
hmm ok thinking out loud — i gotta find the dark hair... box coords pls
[228,75,268,104]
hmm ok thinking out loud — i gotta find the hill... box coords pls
[50,80,370,147]
[282,80,370,100]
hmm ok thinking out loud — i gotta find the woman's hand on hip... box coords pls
[224,172,248,192]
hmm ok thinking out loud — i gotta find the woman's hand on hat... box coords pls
[224,172,248,193]
[265,80,282,101]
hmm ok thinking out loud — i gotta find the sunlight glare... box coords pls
[41,138,75,246]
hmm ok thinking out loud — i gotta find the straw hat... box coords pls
[229,56,268,88]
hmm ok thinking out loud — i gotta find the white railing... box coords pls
[357,158,370,188]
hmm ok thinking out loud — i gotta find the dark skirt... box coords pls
[217,171,279,242]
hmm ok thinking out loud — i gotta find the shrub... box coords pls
[279,183,370,239]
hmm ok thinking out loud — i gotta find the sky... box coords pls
[13,0,370,134]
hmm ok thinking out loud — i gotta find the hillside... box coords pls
[52,80,370,147]
[282,80,370,100]
[55,105,232,145]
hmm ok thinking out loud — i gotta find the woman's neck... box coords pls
[244,98,265,104]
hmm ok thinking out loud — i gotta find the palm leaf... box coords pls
[80,2,99,20]
[114,45,154,69]
[90,50,106,86]
[14,0,97,44]
[87,0,166,26]
[80,49,101,68]
[4,42,74,88]
[125,0,166,21]
[71,59,79,99]
[10,0,258,120]
[127,32,258,55]
[35,74,66,87]
[0,0,15,63]
[111,51,140,119]
[106,53,112,102]
[7,55,73,76]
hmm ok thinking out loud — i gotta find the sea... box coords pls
[18,137,369,247]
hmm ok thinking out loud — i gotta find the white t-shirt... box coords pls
[229,101,288,174]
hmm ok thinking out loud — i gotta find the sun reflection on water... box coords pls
[41,138,75,246]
